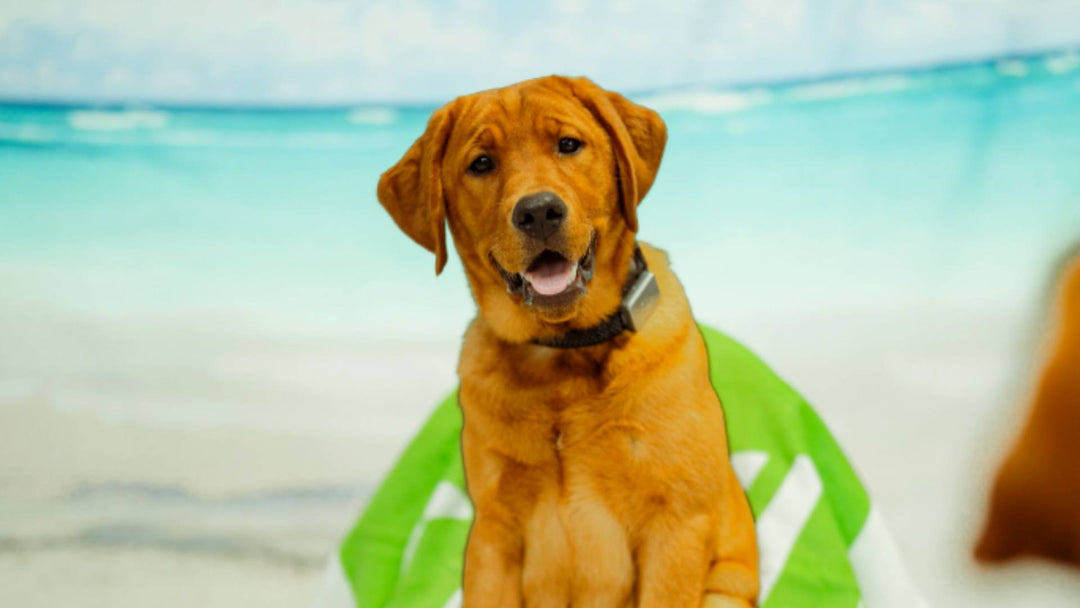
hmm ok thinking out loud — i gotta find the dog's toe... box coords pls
[704,594,755,608]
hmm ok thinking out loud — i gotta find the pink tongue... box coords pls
[524,258,577,296]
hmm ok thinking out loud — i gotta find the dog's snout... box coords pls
[512,192,566,240]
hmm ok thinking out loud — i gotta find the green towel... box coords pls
[315,325,926,608]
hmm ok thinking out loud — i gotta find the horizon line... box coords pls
[1,44,1076,112]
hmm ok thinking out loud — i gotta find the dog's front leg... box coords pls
[463,513,522,608]
[703,471,759,607]
[636,513,711,608]
[460,418,527,607]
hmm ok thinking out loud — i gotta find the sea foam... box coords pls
[787,75,915,101]
[346,108,398,126]
[1046,51,1080,75]
[634,89,774,114]
[67,109,170,131]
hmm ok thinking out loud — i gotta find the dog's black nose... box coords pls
[512,192,566,240]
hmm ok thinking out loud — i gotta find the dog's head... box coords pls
[378,76,666,343]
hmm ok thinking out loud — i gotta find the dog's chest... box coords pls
[483,385,657,508]
[462,361,671,490]
[512,410,645,602]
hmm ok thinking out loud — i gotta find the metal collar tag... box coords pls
[619,269,659,332]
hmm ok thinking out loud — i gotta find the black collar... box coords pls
[534,245,660,349]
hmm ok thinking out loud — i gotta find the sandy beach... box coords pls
[4,295,1080,607]
[0,300,458,607]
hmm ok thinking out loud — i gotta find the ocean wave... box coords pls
[787,74,915,102]
[635,89,773,114]
[347,107,398,126]
[67,109,170,131]
[144,128,372,150]
[0,122,56,145]
[995,59,1031,78]
[1046,51,1080,75]
[638,73,921,114]
[0,121,379,150]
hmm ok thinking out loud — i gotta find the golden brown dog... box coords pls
[378,76,758,607]
[975,248,1080,568]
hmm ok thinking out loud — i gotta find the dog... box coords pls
[378,76,759,608]
[975,247,1080,567]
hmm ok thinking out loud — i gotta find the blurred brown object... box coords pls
[975,249,1080,567]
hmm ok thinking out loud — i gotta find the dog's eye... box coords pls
[467,155,495,176]
[558,137,583,155]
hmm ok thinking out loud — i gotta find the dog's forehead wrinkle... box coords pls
[536,115,565,137]
[474,125,499,149]
[452,129,498,168]
[549,116,583,133]
[455,95,505,142]
[494,85,524,116]
[456,91,596,162]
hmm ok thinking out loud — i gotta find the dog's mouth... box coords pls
[492,235,596,308]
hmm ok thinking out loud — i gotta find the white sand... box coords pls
[0,549,319,608]
[3,297,1080,607]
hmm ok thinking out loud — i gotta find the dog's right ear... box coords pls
[377,105,456,275]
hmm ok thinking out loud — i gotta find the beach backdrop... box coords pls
[3,1,1080,606]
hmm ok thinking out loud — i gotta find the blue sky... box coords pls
[1,0,1079,105]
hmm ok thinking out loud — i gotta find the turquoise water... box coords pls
[2,52,1080,339]
[4,52,1080,608]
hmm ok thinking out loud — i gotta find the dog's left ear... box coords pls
[568,77,667,233]
[377,104,456,275]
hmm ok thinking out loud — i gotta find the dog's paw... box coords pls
[704,594,755,608]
